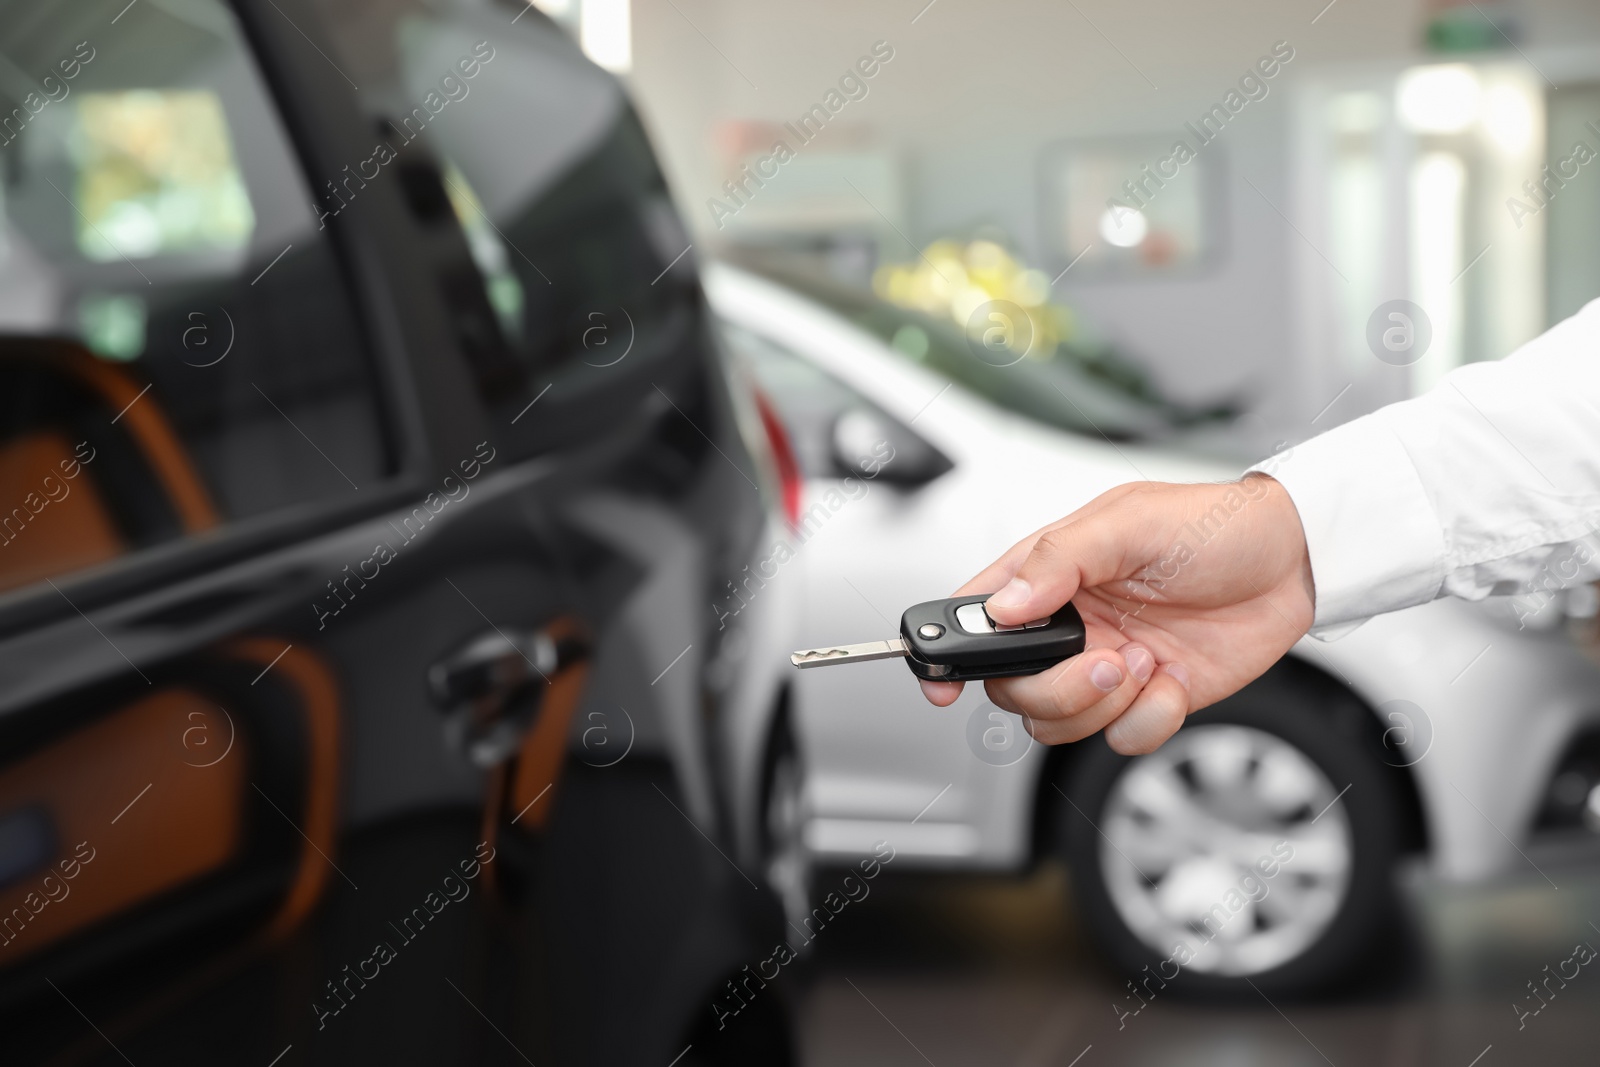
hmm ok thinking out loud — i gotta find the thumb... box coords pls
[984,515,1138,625]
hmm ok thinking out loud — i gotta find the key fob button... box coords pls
[954,603,994,634]
[980,602,1025,632]
[918,623,945,639]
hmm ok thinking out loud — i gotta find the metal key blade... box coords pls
[790,637,908,668]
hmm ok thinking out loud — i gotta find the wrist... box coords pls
[1243,473,1316,616]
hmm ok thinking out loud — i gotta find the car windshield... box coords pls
[731,261,1239,442]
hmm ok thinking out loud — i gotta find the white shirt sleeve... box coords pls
[1250,296,1600,635]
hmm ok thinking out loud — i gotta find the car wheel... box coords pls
[1059,679,1401,997]
[762,731,815,953]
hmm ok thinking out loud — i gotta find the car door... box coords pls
[297,3,798,1059]
[0,3,785,1065]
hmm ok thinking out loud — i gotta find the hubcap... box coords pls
[1097,723,1354,976]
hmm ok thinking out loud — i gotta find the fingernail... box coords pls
[1164,663,1191,688]
[988,578,1030,611]
[1126,647,1155,683]
[1090,660,1124,691]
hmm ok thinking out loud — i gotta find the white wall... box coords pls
[628,0,1600,444]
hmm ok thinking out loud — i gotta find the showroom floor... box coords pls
[799,854,1600,1065]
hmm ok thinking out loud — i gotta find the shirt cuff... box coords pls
[1249,412,1446,634]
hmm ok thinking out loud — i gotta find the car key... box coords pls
[790,594,1086,682]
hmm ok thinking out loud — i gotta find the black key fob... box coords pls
[899,594,1087,682]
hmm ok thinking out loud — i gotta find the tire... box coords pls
[761,727,816,955]
[1058,674,1402,998]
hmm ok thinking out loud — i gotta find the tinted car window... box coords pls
[319,0,701,458]
[0,0,391,595]
[731,262,1239,442]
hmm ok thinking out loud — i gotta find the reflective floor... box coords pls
[800,851,1600,1065]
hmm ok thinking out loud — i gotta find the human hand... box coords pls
[920,475,1315,754]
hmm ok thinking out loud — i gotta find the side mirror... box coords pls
[830,407,952,488]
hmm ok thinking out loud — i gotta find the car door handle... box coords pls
[428,630,555,710]
[428,625,589,766]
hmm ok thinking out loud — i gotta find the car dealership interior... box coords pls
[2,0,1600,1063]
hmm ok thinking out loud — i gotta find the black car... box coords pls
[0,1,795,1063]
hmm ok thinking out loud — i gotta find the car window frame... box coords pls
[0,0,480,638]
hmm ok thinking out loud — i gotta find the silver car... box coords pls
[709,261,1600,996]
